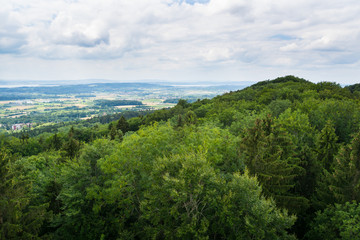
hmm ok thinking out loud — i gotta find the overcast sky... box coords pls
[1,0,360,84]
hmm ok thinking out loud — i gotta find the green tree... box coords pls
[306,201,360,240]
[276,109,318,236]
[277,109,317,199]
[316,120,339,171]
[62,137,81,160]
[175,114,184,128]
[0,149,48,240]
[218,108,235,127]
[326,131,360,203]
[140,152,296,239]
[54,139,120,240]
[268,99,291,117]
[240,116,307,211]
[116,116,129,134]
[51,133,62,151]
[184,110,197,125]
[108,123,118,140]
[308,99,359,143]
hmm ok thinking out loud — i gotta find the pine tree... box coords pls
[240,116,307,211]
[62,137,81,159]
[62,127,81,159]
[68,126,75,138]
[116,116,129,134]
[315,130,360,210]
[109,123,117,140]
[175,114,184,128]
[316,120,339,171]
[108,122,113,131]
[328,131,360,203]
[52,133,62,150]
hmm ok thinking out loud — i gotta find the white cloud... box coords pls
[1,0,360,83]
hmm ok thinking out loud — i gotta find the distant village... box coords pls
[11,123,33,131]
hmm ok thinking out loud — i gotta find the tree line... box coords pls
[1,75,360,239]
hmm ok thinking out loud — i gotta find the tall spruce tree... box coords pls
[315,130,360,210]
[109,123,117,140]
[51,133,62,150]
[116,116,129,134]
[328,131,360,203]
[62,127,81,159]
[316,120,339,171]
[240,115,307,211]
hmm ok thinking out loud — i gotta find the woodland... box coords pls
[1,76,360,239]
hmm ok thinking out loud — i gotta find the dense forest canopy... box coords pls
[1,75,360,239]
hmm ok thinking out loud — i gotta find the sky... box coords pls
[1,0,360,84]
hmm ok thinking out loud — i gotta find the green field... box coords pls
[0,82,245,130]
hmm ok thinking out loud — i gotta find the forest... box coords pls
[1,75,360,239]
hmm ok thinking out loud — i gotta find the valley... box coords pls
[0,81,247,131]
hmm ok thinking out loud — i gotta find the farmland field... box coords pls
[0,81,248,130]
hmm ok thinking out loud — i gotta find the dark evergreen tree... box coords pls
[68,126,75,138]
[116,116,129,134]
[109,123,117,140]
[316,120,339,171]
[0,149,49,239]
[62,129,81,160]
[328,131,360,203]
[176,114,184,128]
[315,131,360,210]
[64,138,80,159]
[51,133,62,150]
[240,116,307,212]
[108,122,113,131]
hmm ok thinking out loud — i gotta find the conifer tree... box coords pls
[68,126,75,138]
[62,127,81,159]
[51,133,62,150]
[240,116,307,211]
[62,137,80,159]
[316,120,339,171]
[328,131,360,203]
[116,116,129,134]
[109,123,117,140]
[108,122,113,131]
[315,130,360,210]
[176,114,184,128]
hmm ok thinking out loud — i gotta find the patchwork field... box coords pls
[0,82,247,130]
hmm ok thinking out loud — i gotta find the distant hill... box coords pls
[0,82,170,95]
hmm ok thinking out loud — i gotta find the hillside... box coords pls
[1,76,360,239]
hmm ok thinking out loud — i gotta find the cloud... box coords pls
[1,0,360,83]
[48,12,110,48]
[0,8,27,54]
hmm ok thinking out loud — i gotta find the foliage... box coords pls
[0,149,49,240]
[240,115,308,212]
[140,152,296,239]
[1,76,360,239]
[306,201,360,240]
[318,131,360,204]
